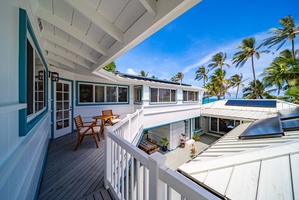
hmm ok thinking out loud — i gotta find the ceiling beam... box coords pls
[139,0,157,16]
[42,30,98,64]
[65,0,124,43]
[45,43,91,69]
[47,53,76,69]
[36,6,108,56]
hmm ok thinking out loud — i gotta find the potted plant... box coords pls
[190,144,196,159]
[180,133,186,148]
[160,137,169,152]
[193,134,200,141]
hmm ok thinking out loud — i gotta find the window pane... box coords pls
[56,92,62,101]
[64,84,69,92]
[27,40,34,115]
[188,91,194,101]
[118,87,128,102]
[64,119,69,128]
[211,117,217,132]
[106,86,117,102]
[195,92,198,101]
[195,117,201,129]
[64,110,69,118]
[79,84,93,103]
[64,93,69,101]
[159,89,170,102]
[171,90,176,102]
[183,91,187,101]
[150,88,158,102]
[56,83,62,91]
[134,86,142,103]
[95,85,104,102]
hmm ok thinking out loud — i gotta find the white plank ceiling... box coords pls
[31,0,201,75]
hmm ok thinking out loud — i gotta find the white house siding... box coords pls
[0,1,50,199]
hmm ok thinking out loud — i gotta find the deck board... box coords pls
[38,132,113,200]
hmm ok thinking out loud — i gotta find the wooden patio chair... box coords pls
[73,115,101,151]
[102,110,121,126]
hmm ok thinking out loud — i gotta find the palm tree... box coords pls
[230,73,246,99]
[263,15,299,60]
[195,66,209,87]
[243,80,275,99]
[261,62,289,95]
[285,86,299,104]
[204,82,217,103]
[171,76,179,82]
[177,72,184,85]
[210,68,229,100]
[103,61,118,72]
[140,70,148,77]
[172,72,184,84]
[208,52,230,70]
[232,37,270,99]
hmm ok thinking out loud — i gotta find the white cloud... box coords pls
[126,68,138,75]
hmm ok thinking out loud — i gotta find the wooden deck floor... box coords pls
[38,132,113,200]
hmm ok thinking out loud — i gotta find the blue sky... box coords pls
[115,0,299,98]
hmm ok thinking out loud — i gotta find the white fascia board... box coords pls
[65,0,124,43]
[92,0,202,72]
[36,6,108,56]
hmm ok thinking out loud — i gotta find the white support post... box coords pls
[148,153,166,200]
[127,114,131,142]
[105,133,112,189]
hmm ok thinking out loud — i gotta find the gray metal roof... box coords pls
[178,123,299,199]
[201,100,298,120]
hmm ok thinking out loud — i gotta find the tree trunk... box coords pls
[292,39,296,61]
[236,85,239,99]
[251,56,258,99]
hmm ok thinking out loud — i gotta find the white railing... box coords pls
[105,108,218,200]
[108,108,144,145]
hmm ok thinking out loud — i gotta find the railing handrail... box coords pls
[105,107,219,200]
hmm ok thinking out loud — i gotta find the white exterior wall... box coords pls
[0,1,50,199]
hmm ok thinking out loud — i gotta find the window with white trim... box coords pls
[183,91,199,102]
[150,88,176,103]
[27,37,46,119]
[78,83,128,104]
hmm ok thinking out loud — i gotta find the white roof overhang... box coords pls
[29,0,201,75]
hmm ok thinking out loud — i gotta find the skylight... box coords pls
[239,117,284,139]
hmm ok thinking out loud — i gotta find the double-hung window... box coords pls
[78,82,128,104]
[183,90,199,102]
[150,88,176,103]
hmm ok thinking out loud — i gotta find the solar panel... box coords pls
[225,99,276,107]
[281,119,299,131]
[239,117,284,139]
[279,107,299,120]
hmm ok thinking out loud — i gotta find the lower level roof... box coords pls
[178,124,299,199]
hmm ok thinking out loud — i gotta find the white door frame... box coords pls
[51,79,73,139]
